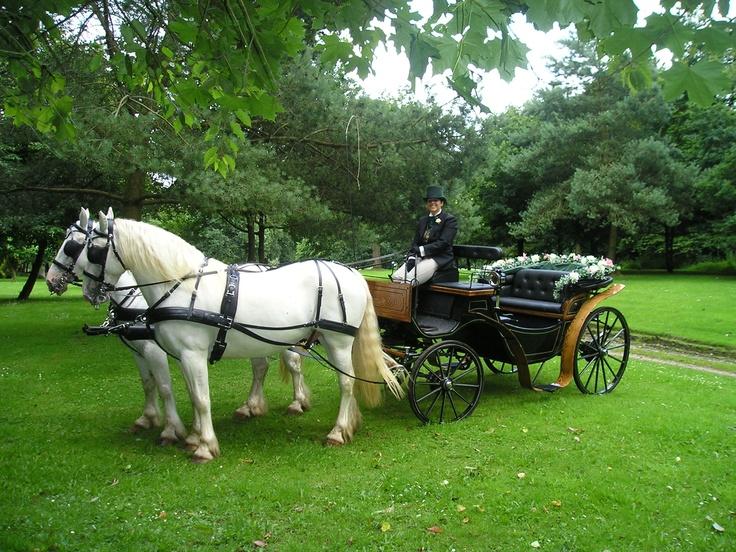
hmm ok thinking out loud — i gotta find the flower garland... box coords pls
[483,253,619,300]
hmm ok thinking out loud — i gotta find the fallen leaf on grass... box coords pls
[158,511,167,520]
[531,540,541,548]
[517,472,526,479]
[712,522,725,533]
[253,540,267,548]
[380,521,391,533]
[550,500,562,508]
[462,517,470,524]
[427,526,444,534]
[456,504,466,513]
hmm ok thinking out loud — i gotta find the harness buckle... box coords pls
[217,316,234,329]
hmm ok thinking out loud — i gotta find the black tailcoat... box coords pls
[410,211,458,269]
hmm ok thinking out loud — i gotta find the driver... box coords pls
[391,185,458,286]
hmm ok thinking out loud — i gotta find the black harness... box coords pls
[84,223,358,364]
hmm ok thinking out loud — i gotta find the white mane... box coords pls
[114,218,219,283]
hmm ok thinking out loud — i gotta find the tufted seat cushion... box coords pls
[498,269,567,314]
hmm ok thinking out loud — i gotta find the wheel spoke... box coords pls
[416,386,442,404]
[450,389,472,408]
[439,392,446,423]
[447,390,460,419]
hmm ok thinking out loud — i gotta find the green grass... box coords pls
[605,273,736,350]
[1,279,735,551]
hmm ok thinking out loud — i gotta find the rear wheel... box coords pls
[483,358,518,375]
[573,307,630,394]
[408,340,484,423]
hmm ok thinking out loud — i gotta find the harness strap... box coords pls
[146,307,359,346]
[313,260,324,323]
[189,257,210,315]
[209,264,240,363]
[321,261,348,324]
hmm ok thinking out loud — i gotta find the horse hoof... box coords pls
[233,409,252,421]
[191,454,213,464]
[130,422,148,433]
[286,404,304,416]
[158,437,178,447]
[184,442,199,452]
[325,437,344,447]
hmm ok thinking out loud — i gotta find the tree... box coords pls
[2,1,733,173]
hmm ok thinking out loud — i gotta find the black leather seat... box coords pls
[498,269,567,314]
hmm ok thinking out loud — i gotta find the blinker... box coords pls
[88,244,108,265]
[63,239,85,260]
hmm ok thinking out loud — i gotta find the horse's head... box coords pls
[46,207,92,295]
[81,207,125,306]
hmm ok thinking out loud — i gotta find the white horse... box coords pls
[80,209,402,462]
[47,208,310,447]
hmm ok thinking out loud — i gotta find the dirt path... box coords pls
[631,340,736,378]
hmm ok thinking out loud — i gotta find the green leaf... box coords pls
[319,35,354,65]
[88,54,103,72]
[161,46,174,59]
[408,33,441,80]
[586,0,638,37]
[718,0,730,16]
[602,27,657,58]
[204,146,218,169]
[229,120,245,140]
[696,26,736,53]
[662,60,729,106]
[644,14,695,58]
[235,109,252,127]
[169,20,198,44]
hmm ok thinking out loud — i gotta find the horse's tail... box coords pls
[352,279,404,407]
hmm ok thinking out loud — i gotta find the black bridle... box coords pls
[51,219,95,284]
[84,217,128,288]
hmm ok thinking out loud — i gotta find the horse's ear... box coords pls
[79,207,89,228]
[106,206,114,219]
[98,211,108,233]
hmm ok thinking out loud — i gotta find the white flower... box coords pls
[531,254,540,262]
[588,265,599,274]
[568,272,580,283]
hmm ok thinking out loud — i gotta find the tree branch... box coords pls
[6,186,124,201]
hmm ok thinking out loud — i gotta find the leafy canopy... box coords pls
[1,0,733,173]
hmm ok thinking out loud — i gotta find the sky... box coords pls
[355,0,665,114]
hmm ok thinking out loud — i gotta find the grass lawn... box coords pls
[606,273,736,351]
[0,278,734,551]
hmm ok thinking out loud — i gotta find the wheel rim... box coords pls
[408,340,484,423]
[483,358,518,374]
[573,307,630,394]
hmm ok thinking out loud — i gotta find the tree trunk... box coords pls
[515,238,524,256]
[664,226,675,273]
[121,170,146,220]
[257,213,266,264]
[607,225,618,261]
[246,214,256,262]
[17,237,48,301]
[371,242,381,268]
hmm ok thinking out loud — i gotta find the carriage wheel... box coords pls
[573,307,630,394]
[483,358,518,375]
[408,340,484,424]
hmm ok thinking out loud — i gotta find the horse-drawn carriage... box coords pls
[366,245,630,424]
[47,210,629,462]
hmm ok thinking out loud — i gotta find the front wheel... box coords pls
[573,307,630,394]
[408,340,484,423]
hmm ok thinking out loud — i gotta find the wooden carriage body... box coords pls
[366,245,629,423]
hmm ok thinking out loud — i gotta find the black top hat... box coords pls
[424,185,446,202]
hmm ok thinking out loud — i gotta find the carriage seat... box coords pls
[498,269,567,314]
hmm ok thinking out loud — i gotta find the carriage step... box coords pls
[534,383,562,393]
